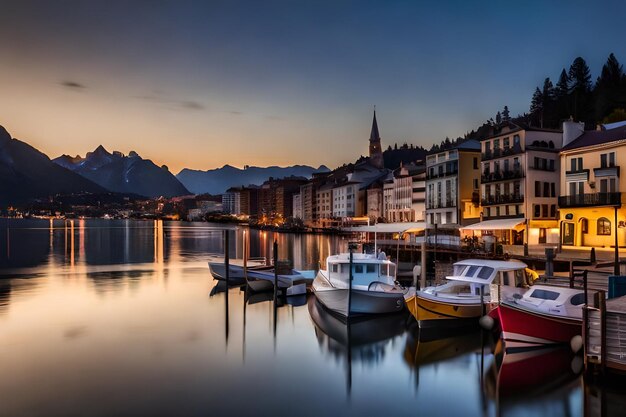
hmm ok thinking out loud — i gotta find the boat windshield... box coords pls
[528,288,560,301]
[457,265,494,280]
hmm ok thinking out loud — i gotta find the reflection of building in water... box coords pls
[154,220,164,264]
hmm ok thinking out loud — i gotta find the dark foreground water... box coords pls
[0,219,619,417]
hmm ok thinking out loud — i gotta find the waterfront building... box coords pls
[558,121,626,247]
[259,176,308,225]
[425,139,481,226]
[477,123,562,246]
[222,189,240,214]
[384,162,426,222]
[292,192,303,220]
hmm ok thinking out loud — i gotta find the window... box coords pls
[543,182,550,197]
[534,204,540,218]
[445,212,452,223]
[366,264,376,273]
[473,179,479,190]
[601,152,616,168]
[514,181,521,197]
[513,135,520,146]
[570,293,585,306]
[473,157,478,169]
[570,157,583,172]
[598,217,611,235]
[494,139,500,150]
[550,204,556,218]
[549,159,555,171]
[331,264,339,273]
[529,289,560,300]
[477,267,494,280]
[581,218,588,233]
[354,264,364,274]
[542,204,548,218]
[504,159,510,172]
[600,178,617,193]
[464,265,480,277]
[551,183,556,197]
[503,137,510,150]
[535,181,541,197]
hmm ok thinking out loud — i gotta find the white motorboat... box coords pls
[404,259,533,329]
[312,252,405,318]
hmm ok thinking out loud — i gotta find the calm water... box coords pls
[0,219,610,416]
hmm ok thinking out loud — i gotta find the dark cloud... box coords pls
[60,80,86,89]
[134,94,204,111]
[180,100,204,110]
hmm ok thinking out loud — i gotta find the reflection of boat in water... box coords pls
[404,259,530,329]
[403,327,485,368]
[308,295,406,363]
[484,343,582,416]
[312,252,405,318]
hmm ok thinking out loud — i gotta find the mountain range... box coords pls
[177,164,330,195]
[0,126,105,205]
[54,146,190,198]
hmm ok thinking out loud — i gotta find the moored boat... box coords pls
[404,259,532,329]
[492,285,585,351]
[312,252,405,318]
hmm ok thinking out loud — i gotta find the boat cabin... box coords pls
[510,285,585,318]
[325,253,396,287]
[431,259,529,298]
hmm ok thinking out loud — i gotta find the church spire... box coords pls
[368,108,384,169]
[370,110,380,143]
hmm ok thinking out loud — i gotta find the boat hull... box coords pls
[313,286,404,317]
[208,262,247,285]
[406,293,483,328]
[495,302,582,351]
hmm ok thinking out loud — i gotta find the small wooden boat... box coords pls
[208,257,271,286]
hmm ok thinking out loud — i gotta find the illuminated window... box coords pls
[597,217,611,236]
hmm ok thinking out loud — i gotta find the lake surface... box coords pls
[0,219,613,416]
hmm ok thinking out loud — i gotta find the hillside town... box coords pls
[217,111,626,256]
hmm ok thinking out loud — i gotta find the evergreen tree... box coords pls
[568,57,593,123]
[555,68,571,123]
[502,106,510,122]
[594,53,626,120]
[495,111,502,125]
[542,78,556,127]
[530,87,543,127]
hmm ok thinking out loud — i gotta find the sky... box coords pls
[2,0,626,173]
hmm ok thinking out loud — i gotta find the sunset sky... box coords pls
[2,0,626,173]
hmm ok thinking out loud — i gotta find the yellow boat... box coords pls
[405,259,533,329]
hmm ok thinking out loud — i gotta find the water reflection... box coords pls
[484,345,582,417]
[308,296,406,394]
[0,219,604,417]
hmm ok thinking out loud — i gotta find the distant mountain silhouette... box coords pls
[177,164,330,195]
[0,125,105,205]
[54,146,190,198]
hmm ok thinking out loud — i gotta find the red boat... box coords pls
[492,285,585,351]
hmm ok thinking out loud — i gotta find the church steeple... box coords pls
[369,109,384,169]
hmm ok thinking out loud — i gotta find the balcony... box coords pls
[481,194,524,206]
[426,199,457,210]
[426,169,458,180]
[481,144,523,161]
[481,169,524,183]
[558,192,622,208]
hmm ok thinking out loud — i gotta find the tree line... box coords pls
[528,53,626,129]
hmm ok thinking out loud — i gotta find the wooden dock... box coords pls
[585,289,626,375]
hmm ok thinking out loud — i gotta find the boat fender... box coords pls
[571,355,583,374]
[570,335,583,354]
[479,315,494,330]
